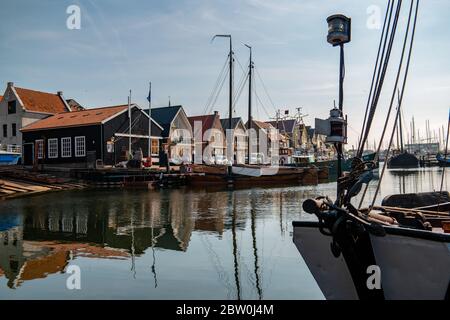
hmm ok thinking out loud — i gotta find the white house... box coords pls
[0,82,72,151]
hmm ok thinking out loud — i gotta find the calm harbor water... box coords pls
[0,165,448,300]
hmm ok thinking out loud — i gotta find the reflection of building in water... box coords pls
[0,191,195,288]
[192,191,229,236]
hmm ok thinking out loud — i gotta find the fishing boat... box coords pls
[293,1,450,300]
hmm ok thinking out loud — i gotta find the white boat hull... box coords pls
[370,228,450,300]
[293,221,359,300]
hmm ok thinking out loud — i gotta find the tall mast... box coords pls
[245,44,253,164]
[397,90,404,152]
[148,82,152,159]
[212,34,233,169]
[128,90,132,156]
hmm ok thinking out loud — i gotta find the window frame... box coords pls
[61,137,72,158]
[48,138,58,159]
[74,136,86,157]
[2,124,7,138]
[11,123,16,137]
[7,100,16,114]
[36,139,44,159]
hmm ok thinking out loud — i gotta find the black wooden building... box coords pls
[20,104,163,167]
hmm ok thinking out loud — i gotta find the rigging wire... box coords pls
[358,0,402,158]
[368,0,420,212]
[359,0,416,208]
[208,67,230,115]
[358,0,393,152]
[202,55,230,115]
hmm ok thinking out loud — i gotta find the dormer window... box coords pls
[8,100,16,114]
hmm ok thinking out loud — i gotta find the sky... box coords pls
[1,0,449,147]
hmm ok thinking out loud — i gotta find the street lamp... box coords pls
[326,14,351,186]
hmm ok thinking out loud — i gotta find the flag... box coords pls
[147,82,152,103]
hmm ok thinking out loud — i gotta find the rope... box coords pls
[202,55,229,115]
[359,0,415,208]
[358,0,402,158]
[368,0,420,212]
[358,0,393,152]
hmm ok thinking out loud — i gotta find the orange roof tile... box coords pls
[0,95,3,102]
[15,87,69,114]
[21,105,128,132]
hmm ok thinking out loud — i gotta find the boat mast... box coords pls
[128,90,132,156]
[397,90,404,152]
[213,34,233,170]
[245,44,253,164]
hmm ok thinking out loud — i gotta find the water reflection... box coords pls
[0,167,448,299]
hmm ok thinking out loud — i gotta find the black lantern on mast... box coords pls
[326,14,351,46]
[326,14,351,184]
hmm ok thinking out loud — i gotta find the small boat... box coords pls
[436,153,450,167]
[0,150,21,165]
[387,151,419,169]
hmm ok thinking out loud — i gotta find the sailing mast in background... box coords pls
[245,44,253,164]
[212,34,233,171]
[147,82,152,159]
[128,90,132,157]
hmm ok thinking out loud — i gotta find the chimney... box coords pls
[213,110,219,116]
[57,91,63,96]
[7,82,14,87]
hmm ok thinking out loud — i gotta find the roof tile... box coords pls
[21,105,128,132]
[15,87,68,114]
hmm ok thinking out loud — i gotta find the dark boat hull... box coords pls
[387,152,419,169]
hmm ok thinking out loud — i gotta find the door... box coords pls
[23,143,34,166]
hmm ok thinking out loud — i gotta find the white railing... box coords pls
[0,144,22,154]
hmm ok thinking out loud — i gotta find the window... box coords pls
[61,137,71,158]
[8,101,16,114]
[12,123,16,137]
[75,136,86,157]
[151,139,159,155]
[48,138,58,158]
[36,140,44,159]
[2,124,7,138]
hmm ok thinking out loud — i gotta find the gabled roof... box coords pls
[220,117,245,131]
[14,87,69,114]
[252,120,273,130]
[21,105,129,132]
[188,114,219,132]
[266,119,296,133]
[145,105,183,136]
